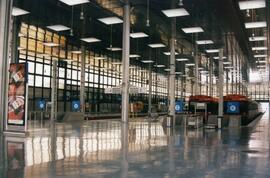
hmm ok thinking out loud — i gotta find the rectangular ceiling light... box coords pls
[59,0,89,6]
[196,40,214,45]
[12,7,29,16]
[94,57,106,60]
[71,50,82,54]
[206,49,219,53]
[17,47,25,50]
[162,8,189,17]
[98,17,123,25]
[213,56,227,59]
[225,66,234,69]
[257,65,266,68]
[254,54,267,58]
[47,25,70,32]
[182,27,204,33]
[81,37,101,43]
[130,32,148,38]
[245,21,267,29]
[256,60,266,63]
[239,0,265,10]
[148,43,166,48]
[164,69,171,71]
[112,62,122,65]
[176,58,189,61]
[130,54,140,58]
[163,52,179,56]
[155,64,165,68]
[43,42,60,47]
[186,63,195,66]
[106,47,122,51]
[142,60,154,63]
[175,72,182,75]
[223,61,231,65]
[252,47,268,51]
[249,36,267,41]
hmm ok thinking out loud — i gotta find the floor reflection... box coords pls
[0,107,270,178]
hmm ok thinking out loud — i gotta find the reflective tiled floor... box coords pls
[1,104,270,178]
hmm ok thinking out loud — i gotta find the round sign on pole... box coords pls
[37,99,46,110]
[72,100,80,112]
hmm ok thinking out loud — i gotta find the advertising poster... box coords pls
[7,63,28,126]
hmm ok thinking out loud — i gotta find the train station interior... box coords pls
[0,0,270,177]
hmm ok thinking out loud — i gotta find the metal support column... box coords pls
[194,35,199,95]
[80,45,86,113]
[226,70,229,95]
[148,64,152,116]
[218,48,224,129]
[209,57,213,97]
[121,0,130,123]
[51,60,58,123]
[0,0,13,132]
[168,17,176,119]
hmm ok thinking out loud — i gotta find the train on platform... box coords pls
[188,94,262,126]
[223,94,262,125]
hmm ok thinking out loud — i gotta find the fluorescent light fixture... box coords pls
[155,64,165,68]
[162,8,189,17]
[252,47,268,51]
[98,17,123,25]
[163,52,179,56]
[148,43,166,48]
[206,49,219,53]
[256,60,266,63]
[176,58,189,61]
[164,68,171,71]
[245,21,267,29]
[112,62,122,65]
[12,7,29,16]
[81,37,101,43]
[142,60,154,63]
[225,66,234,69]
[249,36,267,41]
[239,0,265,10]
[94,57,106,60]
[213,56,227,59]
[196,40,214,45]
[182,27,204,33]
[63,59,73,62]
[254,54,267,58]
[17,47,25,50]
[175,72,182,75]
[186,63,195,66]
[130,32,148,38]
[198,67,204,70]
[47,25,70,32]
[130,54,140,58]
[43,42,60,47]
[223,61,231,65]
[71,50,82,54]
[200,70,208,74]
[59,0,89,5]
[106,47,122,51]
[257,65,266,68]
